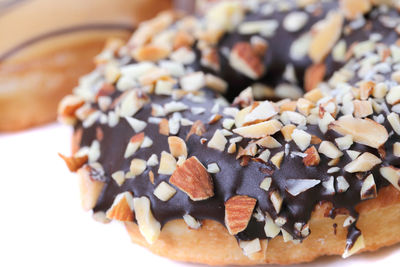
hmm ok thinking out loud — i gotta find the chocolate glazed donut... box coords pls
[59,0,400,265]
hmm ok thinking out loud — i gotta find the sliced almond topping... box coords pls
[77,165,105,211]
[169,156,214,201]
[360,174,377,200]
[359,81,375,100]
[353,100,373,118]
[235,106,252,128]
[225,195,257,235]
[183,214,201,229]
[304,63,326,92]
[303,146,321,166]
[205,74,227,93]
[259,177,272,191]
[347,150,361,160]
[158,151,177,175]
[132,44,170,62]
[286,179,320,196]
[339,0,371,20]
[342,234,365,258]
[133,196,161,244]
[186,120,206,140]
[318,141,343,159]
[168,136,188,158]
[180,71,205,92]
[130,159,147,176]
[201,48,221,72]
[106,192,134,221]
[291,129,311,151]
[111,170,125,186]
[387,112,400,135]
[207,130,228,151]
[270,151,285,169]
[337,176,350,193]
[386,86,400,105]
[394,142,400,157]
[124,132,145,158]
[304,88,324,103]
[239,239,261,257]
[270,190,283,214]
[380,166,400,191]
[256,136,281,149]
[58,153,88,172]
[233,120,282,139]
[153,181,177,201]
[264,213,281,238]
[335,135,353,150]
[297,98,315,116]
[344,152,382,173]
[309,11,343,63]
[159,119,169,136]
[281,124,296,142]
[229,42,265,80]
[57,95,85,124]
[329,115,388,149]
[243,101,278,125]
[207,163,220,173]
[228,143,237,154]
[279,101,297,113]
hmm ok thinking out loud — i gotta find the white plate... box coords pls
[0,123,399,267]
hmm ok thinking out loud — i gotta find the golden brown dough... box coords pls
[124,186,400,265]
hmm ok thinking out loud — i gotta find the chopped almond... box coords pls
[169,157,214,201]
[225,195,257,235]
[58,153,88,172]
[106,192,134,221]
[168,136,188,158]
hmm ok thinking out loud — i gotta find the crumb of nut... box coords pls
[318,141,343,159]
[329,115,388,149]
[111,170,125,186]
[239,239,261,257]
[168,136,188,158]
[133,196,161,244]
[259,177,272,191]
[309,11,343,63]
[229,42,265,80]
[270,151,284,169]
[58,153,88,172]
[387,112,400,135]
[233,120,282,139]
[394,142,400,157]
[360,174,377,200]
[158,151,177,175]
[186,120,206,141]
[130,159,147,176]
[270,190,283,214]
[335,135,353,150]
[169,156,214,201]
[304,63,326,92]
[303,146,320,166]
[281,124,296,141]
[207,130,228,151]
[159,119,170,136]
[344,152,382,173]
[225,195,257,235]
[77,165,105,211]
[153,181,177,201]
[380,166,400,191]
[353,100,373,118]
[342,234,365,258]
[106,192,134,221]
[291,129,311,151]
[124,132,145,158]
[183,214,202,229]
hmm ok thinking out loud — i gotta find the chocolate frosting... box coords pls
[62,0,400,254]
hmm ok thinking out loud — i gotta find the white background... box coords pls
[0,123,399,266]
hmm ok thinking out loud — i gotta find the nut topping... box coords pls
[329,115,389,149]
[169,157,214,201]
[168,136,188,158]
[225,195,257,235]
[133,196,161,244]
[233,120,282,139]
[106,192,134,221]
[344,152,382,173]
[303,146,321,166]
[229,42,265,80]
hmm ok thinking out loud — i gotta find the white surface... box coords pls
[0,123,399,267]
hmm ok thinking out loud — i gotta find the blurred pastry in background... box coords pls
[0,0,171,131]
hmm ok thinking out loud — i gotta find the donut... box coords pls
[58,0,400,265]
[0,0,172,131]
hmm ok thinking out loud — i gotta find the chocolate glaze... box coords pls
[193,1,399,101]
[72,0,400,253]
[78,83,398,243]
